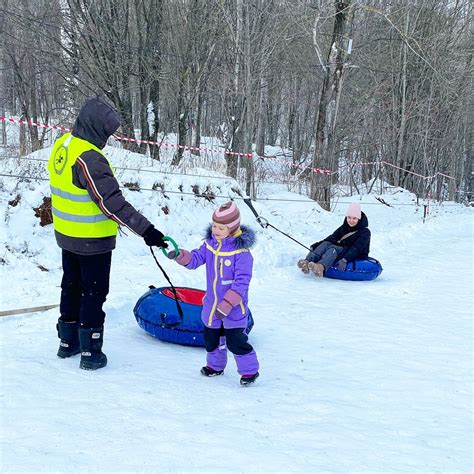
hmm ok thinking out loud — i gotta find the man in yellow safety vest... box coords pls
[48,96,167,370]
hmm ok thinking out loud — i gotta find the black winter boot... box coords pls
[200,366,224,377]
[56,320,80,358]
[79,327,107,371]
[240,372,260,386]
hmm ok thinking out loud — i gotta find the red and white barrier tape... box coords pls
[113,133,252,158]
[1,116,70,133]
[1,116,335,176]
[345,160,455,181]
[1,116,454,181]
[112,134,334,176]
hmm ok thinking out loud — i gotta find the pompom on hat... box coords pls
[212,201,241,234]
[346,203,361,219]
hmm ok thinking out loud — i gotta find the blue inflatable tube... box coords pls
[134,286,254,347]
[324,258,383,281]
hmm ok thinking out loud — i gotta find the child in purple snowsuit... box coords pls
[169,201,260,386]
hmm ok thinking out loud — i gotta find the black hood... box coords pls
[340,211,369,231]
[72,96,121,149]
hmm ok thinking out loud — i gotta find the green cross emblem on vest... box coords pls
[54,145,68,175]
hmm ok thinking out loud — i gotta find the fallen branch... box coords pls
[375,196,393,207]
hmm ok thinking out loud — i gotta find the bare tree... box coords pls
[1,0,64,154]
[132,0,164,159]
[310,1,354,209]
[165,0,220,166]
[1,0,471,202]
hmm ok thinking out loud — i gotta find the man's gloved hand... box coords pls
[143,225,168,249]
[337,258,347,272]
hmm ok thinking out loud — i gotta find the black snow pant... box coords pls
[203,325,253,355]
[59,249,112,328]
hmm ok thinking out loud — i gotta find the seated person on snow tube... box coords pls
[297,203,370,278]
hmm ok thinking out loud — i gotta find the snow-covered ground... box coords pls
[0,147,472,473]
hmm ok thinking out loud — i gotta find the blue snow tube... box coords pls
[134,286,254,347]
[324,258,383,281]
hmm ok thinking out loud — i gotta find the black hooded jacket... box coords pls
[54,96,152,255]
[310,212,371,262]
[72,96,121,149]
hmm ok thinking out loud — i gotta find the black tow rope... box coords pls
[243,198,310,251]
[149,246,184,322]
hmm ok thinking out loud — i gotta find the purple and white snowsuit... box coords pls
[175,225,259,375]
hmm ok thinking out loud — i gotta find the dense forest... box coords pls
[1,0,472,207]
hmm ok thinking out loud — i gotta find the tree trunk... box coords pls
[395,10,409,187]
[255,74,268,158]
[0,100,6,145]
[310,1,353,210]
[149,78,161,160]
[193,91,203,156]
[463,120,472,203]
[225,0,245,179]
[172,79,188,166]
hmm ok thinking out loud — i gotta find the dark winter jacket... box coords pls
[53,96,152,255]
[310,212,371,262]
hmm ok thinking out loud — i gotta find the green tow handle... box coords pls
[160,236,180,259]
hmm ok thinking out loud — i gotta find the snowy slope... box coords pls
[0,149,472,473]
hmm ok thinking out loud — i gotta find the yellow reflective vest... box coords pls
[47,133,118,238]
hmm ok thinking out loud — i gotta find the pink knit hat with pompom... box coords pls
[212,201,241,234]
[346,203,361,219]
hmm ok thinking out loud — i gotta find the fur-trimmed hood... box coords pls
[205,224,256,250]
